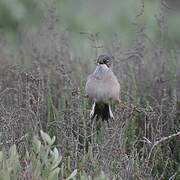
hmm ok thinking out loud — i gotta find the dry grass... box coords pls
[0,7,180,179]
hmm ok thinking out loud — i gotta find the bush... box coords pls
[0,130,77,180]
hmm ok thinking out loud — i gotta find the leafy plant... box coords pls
[0,130,77,180]
[0,145,21,180]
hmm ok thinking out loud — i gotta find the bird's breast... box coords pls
[86,71,120,102]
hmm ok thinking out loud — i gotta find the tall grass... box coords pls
[0,2,180,179]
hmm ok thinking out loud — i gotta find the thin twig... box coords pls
[0,133,28,147]
[119,101,145,113]
[148,131,180,161]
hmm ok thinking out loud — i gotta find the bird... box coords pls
[85,54,120,122]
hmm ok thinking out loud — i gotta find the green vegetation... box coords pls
[0,0,180,179]
[0,130,108,179]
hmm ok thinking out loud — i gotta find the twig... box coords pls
[119,101,144,113]
[148,131,180,161]
[152,131,180,148]
[0,133,28,147]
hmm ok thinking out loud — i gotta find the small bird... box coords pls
[85,54,120,122]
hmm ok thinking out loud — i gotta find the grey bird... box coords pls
[85,54,120,122]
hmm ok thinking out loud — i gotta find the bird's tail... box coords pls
[90,102,114,121]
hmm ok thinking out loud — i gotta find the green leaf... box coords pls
[40,130,52,145]
[0,151,3,161]
[51,136,56,145]
[2,169,11,180]
[9,144,17,157]
[66,169,77,180]
[33,137,41,153]
[8,144,20,179]
[47,167,60,180]
[50,148,62,170]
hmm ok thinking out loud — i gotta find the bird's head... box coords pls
[97,54,114,68]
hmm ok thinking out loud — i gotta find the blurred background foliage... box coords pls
[0,0,41,32]
[0,0,180,56]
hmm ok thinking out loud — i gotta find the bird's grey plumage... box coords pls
[85,54,120,122]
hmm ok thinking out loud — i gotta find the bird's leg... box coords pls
[108,105,114,120]
[90,102,96,118]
